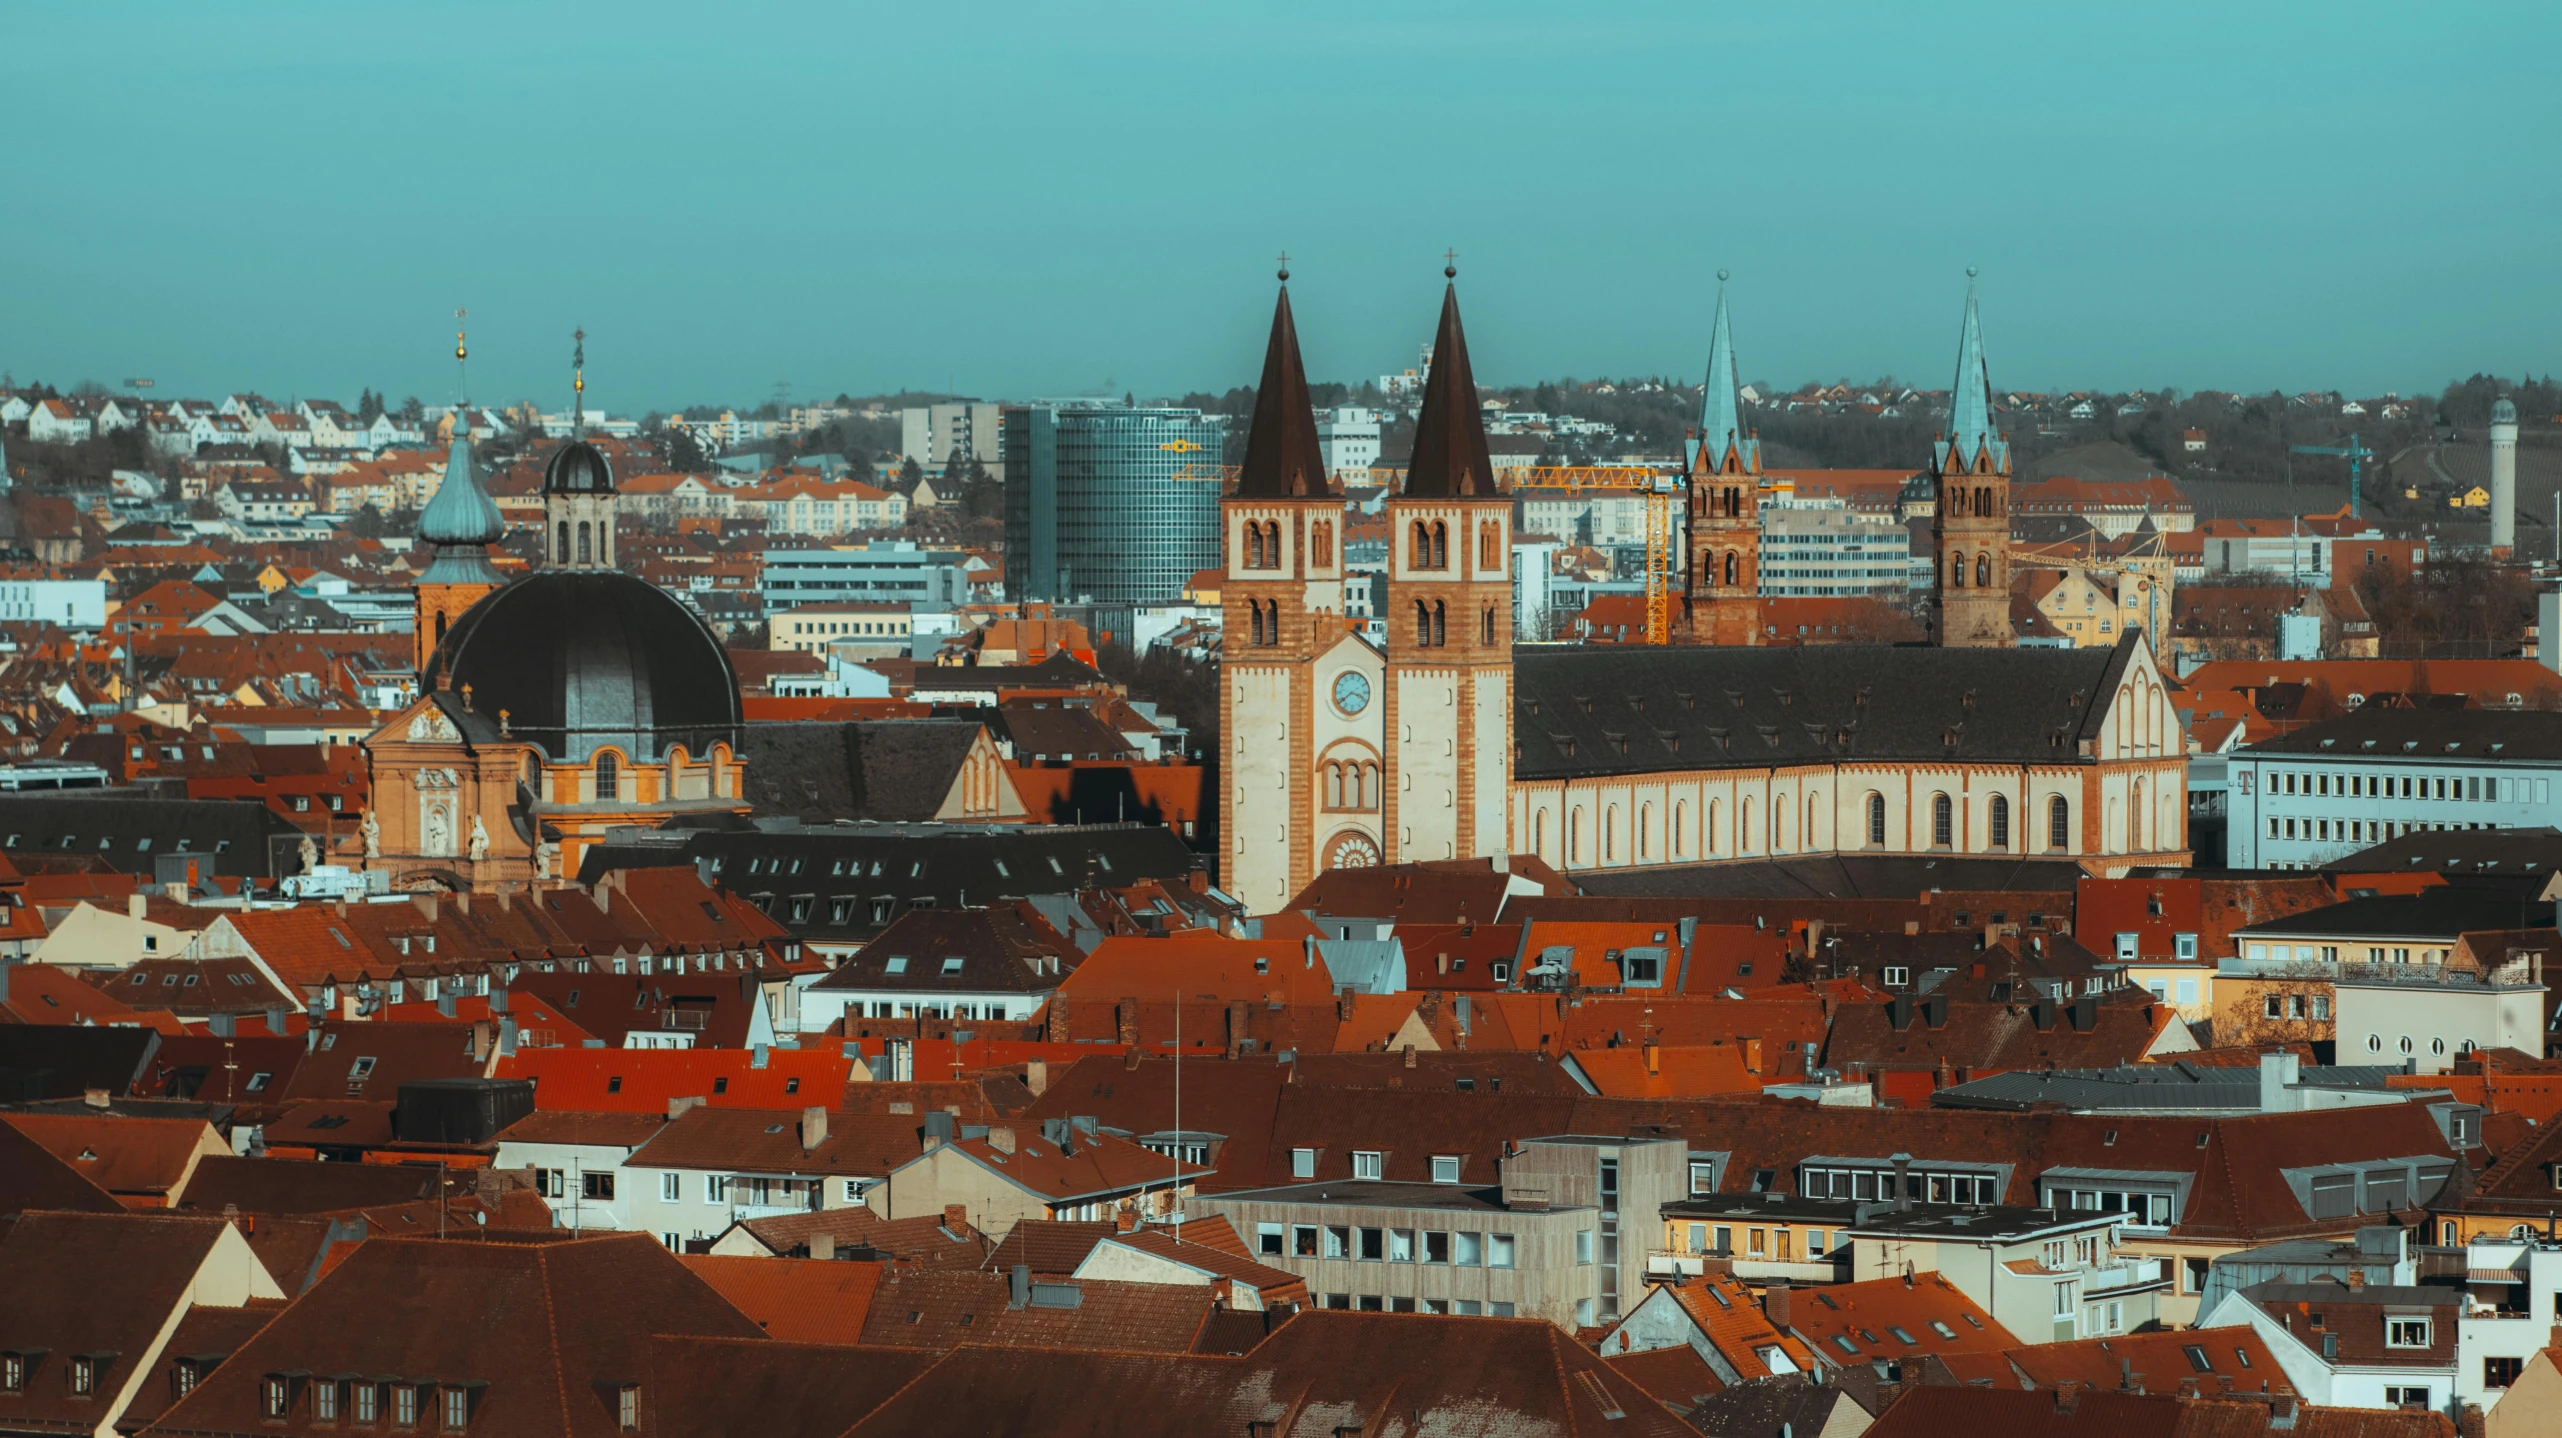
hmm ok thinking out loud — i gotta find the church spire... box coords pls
[1402,259,1500,498]
[570,328,587,443]
[1694,270,1757,475]
[1945,270,2006,472]
[418,310,505,570]
[1234,262,1333,499]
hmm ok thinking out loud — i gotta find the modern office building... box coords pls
[1002,402,1224,605]
[2224,707,2562,869]
[758,543,974,609]
[1755,495,1911,597]
[900,402,1005,478]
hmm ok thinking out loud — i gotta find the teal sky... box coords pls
[2,1,2551,412]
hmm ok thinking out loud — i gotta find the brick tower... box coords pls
[1684,275,1763,645]
[1218,268,1355,912]
[1382,267,1511,866]
[1931,275,2014,648]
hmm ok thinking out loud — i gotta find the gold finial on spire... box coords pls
[573,328,586,395]
[455,306,468,362]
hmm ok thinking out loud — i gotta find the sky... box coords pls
[2,1,2554,414]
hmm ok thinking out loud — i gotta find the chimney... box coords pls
[1742,1037,1763,1074]
[1304,935,1317,969]
[800,1105,828,1152]
[470,1020,493,1062]
[498,1016,518,1057]
[1115,998,1139,1046]
[413,892,437,922]
[922,1110,956,1152]
[1764,1282,1790,1330]
[1890,1152,1913,1212]
[2120,1356,2138,1392]
[988,1125,1017,1154]
[127,892,145,921]
[1009,1264,1031,1310]
[942,1203,968,1233]
[436,992,458,1018]
[2258,1051,2301,1112]
[265,1007,286,1034]
[667,1095,705,1121]
[1116,1207,1138,1233]
[83,1087,110,1109]
[1403,1044,1418,1070]
[1025,1059,1048,1097]
[810,1232,835,1261]
[2055,1383,2081,1415]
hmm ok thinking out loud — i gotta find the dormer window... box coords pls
[617,1384,641,1431]
[259,1373,288,1416]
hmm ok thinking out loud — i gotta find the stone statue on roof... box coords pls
[298,834,319,874]
[360,808,380,860]
[468,813,490,863]
[535,838,558,881]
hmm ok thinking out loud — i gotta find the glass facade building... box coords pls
[1002,402,1225,605]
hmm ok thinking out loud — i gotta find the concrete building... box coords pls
[767,601,915,655]
[1756,495,1911,597]
[1843,1204,2168,1344]
[0,578,107,628]
[1316,406,1381,478]
[1197,1134,1686,1330]
[900,402,1004,478]
[759,543,973,609]
[2333,964,2547,1073]
[2225,707,2562,869]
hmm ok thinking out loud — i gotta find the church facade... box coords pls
[1217,276,2188,915]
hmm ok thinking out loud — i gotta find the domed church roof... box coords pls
[543,439,615,496]
[431,569,739,764]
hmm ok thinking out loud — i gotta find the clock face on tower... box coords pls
[1332,670,1371,716]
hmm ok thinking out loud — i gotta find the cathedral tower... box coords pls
[1684,274,1762,645]
[543,331,619,568]
[412,318,505,676]
[1931,275,2014,648]
[1219,268,1356,911]
[1382,267,1511,866]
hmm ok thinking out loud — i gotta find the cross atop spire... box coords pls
[1402,275,1500,499]
[1693,270,1757,476]
[1234,275,1333,500]
[1943,269,2007,473]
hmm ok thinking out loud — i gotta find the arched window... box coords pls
[1327,764,1344,808]
[556,521,571,562]
[1950,553,1966,588]
[1976,554,1991,588]
[1567,808,1581,865]
[1248,602,1265,648]
[1989,794,2010,850]
[1312,521,1333,568]
[1430,522,1448,569]
[1638,803,1652,859]
[1533,809,1546,857]
[1740,797,1756,853]
[1431,601,1446,647]
[1410,521,1430,568]
[1415,601,1432,646]
[2049,795,2070,851]
[2131,777,2147,850]
[1867,793,1888,846]
[1362,764,1377,808]
[1603,806,1617,862]
[1804,792,1824,850]
[1266,521,1283,567]
[1931,793,1953,848]
[1672,801,1687,857]
[1723,551,1738,587]
[577,521,593,565]
[1481,607,1497,645]
[1772,802,1787,853]
[595,750,620,803]
[1478,521,1499,571]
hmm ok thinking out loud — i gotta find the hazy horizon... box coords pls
[3,1,2551,412]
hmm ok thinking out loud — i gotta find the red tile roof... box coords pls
[676,1254,884,1343]
[497,1046,850,1113]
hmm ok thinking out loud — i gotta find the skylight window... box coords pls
[883,957,909,974]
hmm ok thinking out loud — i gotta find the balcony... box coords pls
[2084,1257,2168,1295]
[1647,1250,1843,1284]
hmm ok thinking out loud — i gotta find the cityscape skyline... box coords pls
[2,2,2550,409]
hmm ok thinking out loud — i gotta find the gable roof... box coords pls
[675,1254,884,1343]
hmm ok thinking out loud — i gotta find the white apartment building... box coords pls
[0,579,107,628]
[900,402,1004,475]
[1317,407,1381,478]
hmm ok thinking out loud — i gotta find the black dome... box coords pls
[542,438,615,495]
[432,570,739,764]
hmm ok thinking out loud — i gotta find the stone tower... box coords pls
[1684,276,1763,645]
[543,332,619,569]
[1382,269,1511,866]
[2491,394,2518,553]
[1218,270,1354,912]
[1930,278,2014,648]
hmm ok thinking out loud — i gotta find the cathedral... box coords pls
[361,337,751,893]
[1217,272,2189,914]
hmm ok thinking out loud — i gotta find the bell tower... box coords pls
[1219,265,1352,913]
[1931,273,2014,648]
[1684,273,1762,645]
[543,330,619,569]
[1382,264,1511,867]
[412,313,505,677]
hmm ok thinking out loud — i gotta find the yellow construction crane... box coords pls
[1513,466,1680,643]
